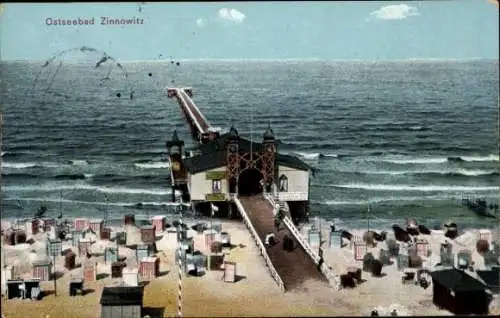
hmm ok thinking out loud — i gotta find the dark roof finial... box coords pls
[263,121,274,140]
[166,129,184,148]
[172,130,180,142]
[228,124,239,139]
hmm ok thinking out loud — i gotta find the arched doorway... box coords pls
[238,168,263,196]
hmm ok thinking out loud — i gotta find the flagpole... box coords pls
[176,203,183,318]
[211,203,213,231]
[367,205,371,232]
[59,190,63,226]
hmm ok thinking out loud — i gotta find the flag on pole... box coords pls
[211,203,219,216]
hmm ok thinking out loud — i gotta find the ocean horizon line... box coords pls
[1,57,497,63]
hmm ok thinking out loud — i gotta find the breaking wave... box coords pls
[2,160,91,169]
[354,169,499,177]
[293,152,321,160]
[327,183,499,192]
[319,195,452,206]
[370,154,499,164]
[3,184,172,195]
[288,152,499,164]
[2,159,172,170]
[2,172,89,181]
[2,162,39,169]
[6,197,183,208]
[134,161,170,169]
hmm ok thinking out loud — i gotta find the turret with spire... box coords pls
[228,124,239,141]
[166,130,185,156]
[261,121,276,192]
[263,121,275,142]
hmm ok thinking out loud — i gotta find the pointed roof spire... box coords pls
[263,121,274,140]
[166,129,184,148]
[172,130,180,142]
[228,124,239,140]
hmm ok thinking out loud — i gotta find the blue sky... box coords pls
[0,1,498,61]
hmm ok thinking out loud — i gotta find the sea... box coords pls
[1,56,499,230]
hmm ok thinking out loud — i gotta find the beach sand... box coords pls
[1,220,498,317]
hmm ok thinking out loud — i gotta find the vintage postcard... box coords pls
[0,1,499,317]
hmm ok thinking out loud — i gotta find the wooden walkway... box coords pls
[238,195,327,290]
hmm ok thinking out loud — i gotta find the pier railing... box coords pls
[175,88,204,134]
[264,194,339,290]
[179,88,210,130]
[264,193,278,213]
[232,195,285,292]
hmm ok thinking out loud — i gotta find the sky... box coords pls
[0,1,498,61]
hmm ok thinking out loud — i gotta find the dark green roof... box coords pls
[430,268,487,292]
[276,153,312,171]
[183,134,312,174]
[184,151,227,173]
[197,132,267,154]
[476,267,500,289]
[100,286,144,306]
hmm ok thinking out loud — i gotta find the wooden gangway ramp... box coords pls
[235,195,327,290]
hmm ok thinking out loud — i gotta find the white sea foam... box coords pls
[2,161,73,169]
[2,162,38,169]
[294,152,320,160]
[454,169,497,176]
[371,154,499,164]
[4,196,183,207]
[331,183,499,192]
[4,184,172,195]
[69,159,89,166]
[371,157,448,164]
[460,154,499,162]
[322,195,453,205]
[134,161,170,169]
[359,168,497,176]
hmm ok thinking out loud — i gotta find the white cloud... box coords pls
[196,18,205,27]
[195,8,246,27]
[368,4,419,21]
[218,8,246,23]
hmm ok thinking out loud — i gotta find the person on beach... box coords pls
[275,209,284,231]
[283,234,294,251]
[275,218,280,232]
[265,233,276,247]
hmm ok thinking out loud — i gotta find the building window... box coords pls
[212,179,222,193]
[279,175,288,192]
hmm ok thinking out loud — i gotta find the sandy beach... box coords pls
[1,218,498,317]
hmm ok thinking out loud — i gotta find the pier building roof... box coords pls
[183,133,312,174]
